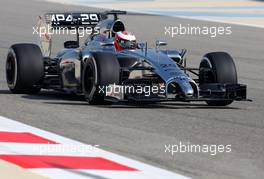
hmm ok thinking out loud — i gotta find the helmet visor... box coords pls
[118,39,137,49]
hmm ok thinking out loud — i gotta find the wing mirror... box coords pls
[138,42,148,56]
[155,40,167,52]
[156,40,167,49]
[138,42,145,49]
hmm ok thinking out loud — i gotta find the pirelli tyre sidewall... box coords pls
[82,52,120,105]
[6,44,44,94]
[199,52,237,106]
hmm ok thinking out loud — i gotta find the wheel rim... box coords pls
[6,55,17,88]
[84,62,96,95]
[199,58,215,84]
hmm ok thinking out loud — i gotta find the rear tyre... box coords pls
[199,52,237,106]
[82,52,120,105]
[6,44,44,94]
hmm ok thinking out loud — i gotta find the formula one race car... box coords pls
[6,10,249,105]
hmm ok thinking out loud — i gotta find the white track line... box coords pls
[0,116,189,179]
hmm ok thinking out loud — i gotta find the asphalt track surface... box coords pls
[0,0,264,178]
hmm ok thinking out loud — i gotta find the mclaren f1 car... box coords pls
[5,10,249,105]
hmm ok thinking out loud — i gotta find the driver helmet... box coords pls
[114,31,136,51]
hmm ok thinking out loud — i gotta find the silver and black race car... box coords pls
[6,10,249,106]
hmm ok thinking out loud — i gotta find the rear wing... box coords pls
[36,10,126,57]
[44,13,100,28]
[44,10,126,28]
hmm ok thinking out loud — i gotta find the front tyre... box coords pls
[82,52,120,105]
[199,52,237,106]
[6,44,44,94]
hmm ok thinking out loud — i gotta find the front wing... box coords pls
[104,83,250,103]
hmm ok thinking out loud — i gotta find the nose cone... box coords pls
[184,89,194,97]
[167,79,194,98]
[180,81,194,97]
